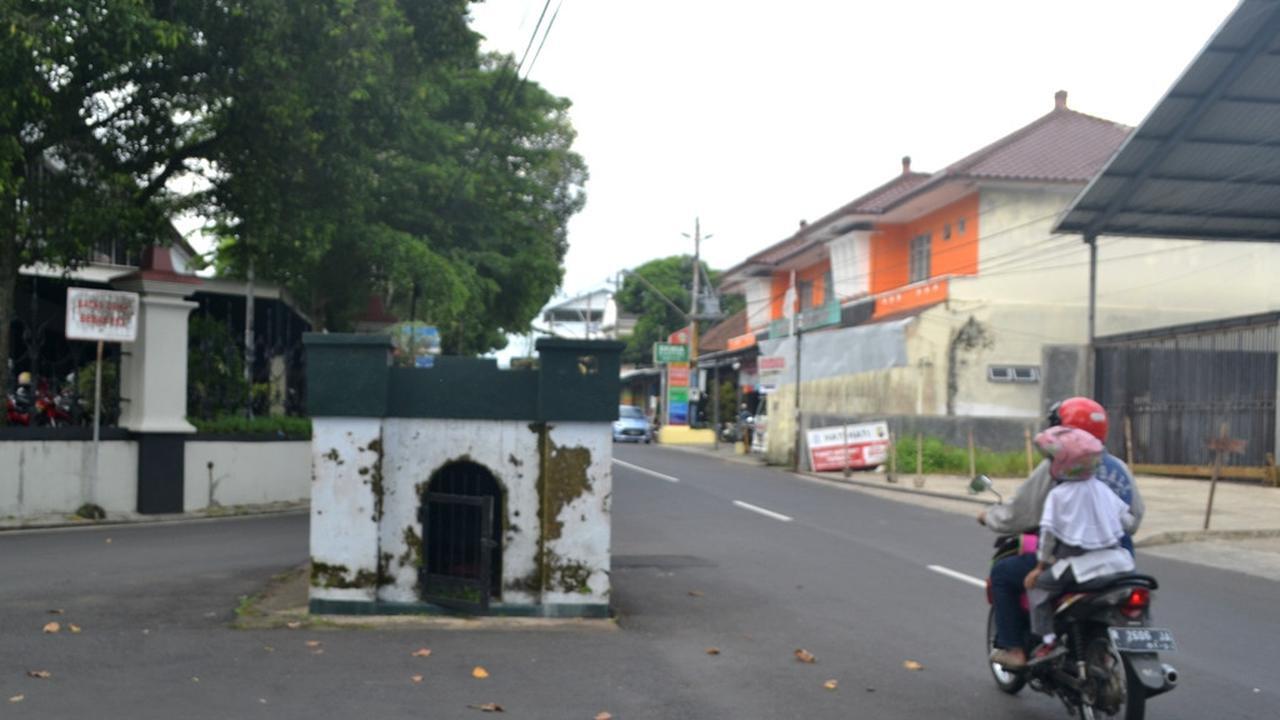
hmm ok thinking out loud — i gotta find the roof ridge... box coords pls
[945,107,1130,176]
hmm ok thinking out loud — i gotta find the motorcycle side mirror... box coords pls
[968,474,1002,502]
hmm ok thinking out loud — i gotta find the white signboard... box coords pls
[66,288,140,343]
[806,421,891,472]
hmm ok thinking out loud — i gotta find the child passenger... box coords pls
[1023,426,1137,661]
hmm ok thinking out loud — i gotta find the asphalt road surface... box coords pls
[0,446,1274,718]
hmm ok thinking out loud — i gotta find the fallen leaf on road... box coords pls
[467,703,504,712]
[305,640,322,648]
[26,670,51,679]
[688,590,704,597]
[263,646,275,653]
[823,679,838,691]
[412,674,424,684]
[705,647,720,655]
[595,713,613,720]
[48,609,65,615]
[794,648,816,664]
[472,666,490,679]
[69,624,82,634]
[105,538,112,544]
[42,621,61,634]
[8,694,23,703]
[903,660,923,671]
[191,677,200,683]
[412,648,432,657]
[286,621,302,630]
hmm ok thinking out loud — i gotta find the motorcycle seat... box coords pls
[1067,572,1159,593]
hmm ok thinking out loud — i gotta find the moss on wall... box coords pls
[310,561,379,589]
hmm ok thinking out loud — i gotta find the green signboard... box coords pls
[653,342,690,364]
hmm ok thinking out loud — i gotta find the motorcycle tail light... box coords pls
[1120,587,1149,619]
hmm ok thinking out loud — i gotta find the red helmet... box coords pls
[1047,397,1109,441]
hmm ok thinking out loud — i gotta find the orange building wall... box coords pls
[869,193,979,294]
[768,259,833,321]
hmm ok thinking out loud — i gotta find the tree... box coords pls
[205,0,585,353]
[615,255,744,365]
[1,1,212,396]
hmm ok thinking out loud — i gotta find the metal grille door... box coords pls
[419,492,495,613]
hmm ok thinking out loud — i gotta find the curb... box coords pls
[1135,528,1280,548]
[656,443,768,468]
[795,471,991,506]
[0,504,309,533]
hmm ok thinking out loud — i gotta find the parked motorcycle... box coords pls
[973,475,1177,720]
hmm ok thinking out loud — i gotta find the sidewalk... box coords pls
[662,443,1280,546]
[0,500,308,532]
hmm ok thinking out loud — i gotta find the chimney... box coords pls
[1055,90,1068,111]
[901,155,912,175]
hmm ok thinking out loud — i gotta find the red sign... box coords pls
[759,355,786,373]
[668,326,691,345]
[806,422,891,472]
[726,332,757,351]
[667,363,690,386]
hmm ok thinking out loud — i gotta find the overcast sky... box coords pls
[467,0,1240,301]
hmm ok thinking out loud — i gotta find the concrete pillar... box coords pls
[113,246,201,513]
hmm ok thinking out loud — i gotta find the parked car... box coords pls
[613,405,653,444]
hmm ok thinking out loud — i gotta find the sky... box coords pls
[465,0,1241,302]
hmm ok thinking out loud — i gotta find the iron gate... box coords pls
[418,492,496,613]
[1095,314,1278,468]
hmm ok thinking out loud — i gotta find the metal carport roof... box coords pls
[1056,0,1280,241]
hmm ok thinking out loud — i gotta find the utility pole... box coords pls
[683,218,711,426]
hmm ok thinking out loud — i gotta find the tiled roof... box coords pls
[698,308,747,353]
[832,171,933,215]
[941,107,1131,183]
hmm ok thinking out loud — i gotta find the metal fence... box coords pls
[1095,314,1278,468]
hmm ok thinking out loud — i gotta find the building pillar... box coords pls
[113,246,201,513]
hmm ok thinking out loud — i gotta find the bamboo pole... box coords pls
[1024,426,1034,474]
[967,428,976,478]
[914,432,924,488]
[1204,422,1229,531]
[1124,415,1135,467]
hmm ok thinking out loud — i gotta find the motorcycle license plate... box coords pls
[1108,627,1176,652]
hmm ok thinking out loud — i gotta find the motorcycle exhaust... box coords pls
[1161,664,1178,688]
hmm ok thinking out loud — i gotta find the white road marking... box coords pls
[732,500,793,522]
[927,564,987,589]
[611,459,680,483]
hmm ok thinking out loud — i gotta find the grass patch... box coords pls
[893,435,1029,478]
[189,415,312,438]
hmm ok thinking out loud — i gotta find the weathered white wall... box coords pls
[0,441,137,517]
[543,422,612,605]
[310,418,382,603]
[378,419,543,604]
[828,230,871,300]
[183,441,310,512]
[959,185,1280,327]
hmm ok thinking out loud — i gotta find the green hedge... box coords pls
[188,415,312,438]
[893,435,1029,478]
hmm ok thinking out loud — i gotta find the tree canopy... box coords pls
[615,255,744,365]
[1,0,587,392]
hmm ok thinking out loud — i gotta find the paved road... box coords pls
[1,447,1275,718]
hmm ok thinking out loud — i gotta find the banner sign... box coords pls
[653,342,690,364]
[806,421,891,472]
[758,355,786,373]
[65,288,139,343]
[666,361,690,425]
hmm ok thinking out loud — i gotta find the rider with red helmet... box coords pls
[979,397,1145,669]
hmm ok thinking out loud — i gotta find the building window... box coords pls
[909,233,931,283]
[958,217,967,234]
[797,279,814,310]
[943,223,952,240]
[988,365,1040,384]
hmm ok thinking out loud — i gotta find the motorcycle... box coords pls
[973,475,1177,720]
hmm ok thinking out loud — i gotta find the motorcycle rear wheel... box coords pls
[985,607,1026,694]
[1084,637,1145,720]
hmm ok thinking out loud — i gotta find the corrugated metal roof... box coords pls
[1057,0,1280,241]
